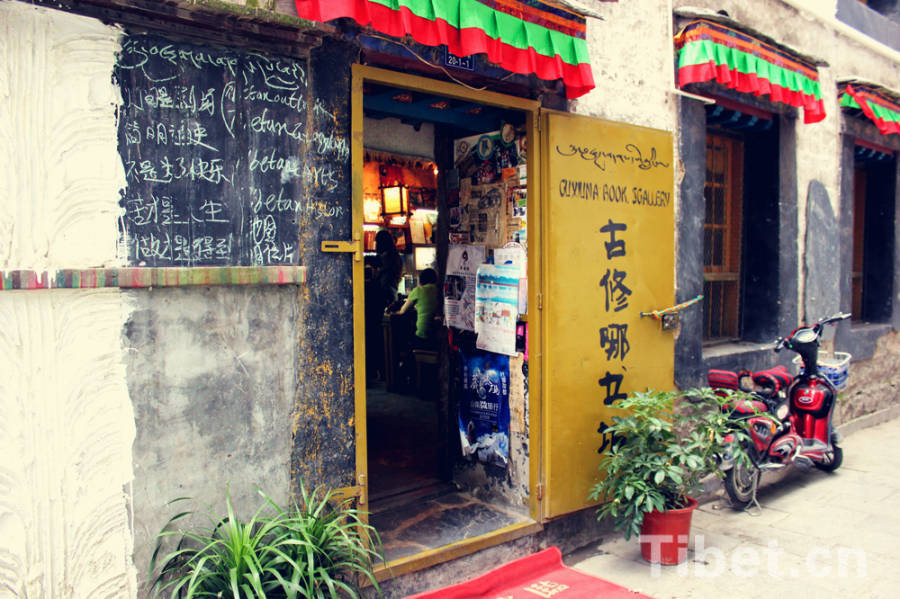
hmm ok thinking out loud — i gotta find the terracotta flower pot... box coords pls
[639,497,699,565]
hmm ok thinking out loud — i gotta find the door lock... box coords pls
[321,238,362,261]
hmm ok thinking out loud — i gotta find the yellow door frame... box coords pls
[351,64,544,578]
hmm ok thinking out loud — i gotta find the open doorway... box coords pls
[358,73,537,564]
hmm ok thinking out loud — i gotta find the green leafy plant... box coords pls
[589,387,763,540]
[148,482,382,598]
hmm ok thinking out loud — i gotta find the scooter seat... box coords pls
[752,366,793,393]
[708,369,739,395]
[708,366,793,402]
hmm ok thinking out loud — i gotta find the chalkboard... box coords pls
[115,33,348,266]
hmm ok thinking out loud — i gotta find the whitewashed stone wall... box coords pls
[0,2,136,598]
[574,0,679,133]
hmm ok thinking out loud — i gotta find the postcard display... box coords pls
[450,127,527,467]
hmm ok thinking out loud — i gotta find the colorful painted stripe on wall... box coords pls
[294,0,597,98]
[675,19,825,124]
[0,266,307,290]
[840,84,900,136]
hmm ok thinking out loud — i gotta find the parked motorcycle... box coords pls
[708,313,851,508]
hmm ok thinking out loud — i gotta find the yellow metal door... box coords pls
[540,111,675,518]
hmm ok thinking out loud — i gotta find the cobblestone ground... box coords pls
[569,415,900,599]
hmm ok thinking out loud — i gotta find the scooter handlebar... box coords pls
[818,312,851,327]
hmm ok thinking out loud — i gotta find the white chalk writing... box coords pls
[134,232,234,263]
[125,157,235,186]
[117,33,349,268]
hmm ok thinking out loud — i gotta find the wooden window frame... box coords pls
[703,132,743,342]
[851,165,866,320]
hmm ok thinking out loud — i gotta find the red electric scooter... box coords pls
[709,313,851,509]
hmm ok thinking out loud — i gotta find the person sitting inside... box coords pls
[394,268,439,348]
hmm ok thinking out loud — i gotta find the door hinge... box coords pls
[358,473,367,506]
[536,483,544,501]
[321,237,362,261]
[537,293,543,310]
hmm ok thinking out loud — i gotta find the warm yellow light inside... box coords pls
[364,197,382,223]
[381,185,408,215]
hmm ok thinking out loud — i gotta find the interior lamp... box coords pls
[380,184,409,216]
[363,196,383,223]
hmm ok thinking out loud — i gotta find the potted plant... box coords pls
[148,482,382,598]
[589,387,756,565]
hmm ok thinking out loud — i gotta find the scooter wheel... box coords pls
[814,444,843,472]
[724,458,759,509]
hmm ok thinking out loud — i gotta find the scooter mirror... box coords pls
[793,328,817,344]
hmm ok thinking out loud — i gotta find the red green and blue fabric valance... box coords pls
[839,84,900,136]
[675,19,825,124]
[294,0,597,98]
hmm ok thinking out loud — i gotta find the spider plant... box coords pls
[148,482,382,598]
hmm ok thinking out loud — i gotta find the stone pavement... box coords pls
[568,414,900,599]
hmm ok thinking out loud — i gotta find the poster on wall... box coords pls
[445,244,485,330]
[458,351,511,467]
[475,264,520,356]
[460,183,508,248]
[494,243,527,314]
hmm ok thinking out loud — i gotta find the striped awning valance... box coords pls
[675,19,825,124]
[840,83,900,136]
[295,0,604,98]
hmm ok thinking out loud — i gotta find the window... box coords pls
[851,164,866,317]
[703,133,743,340]
[851,143,897,322]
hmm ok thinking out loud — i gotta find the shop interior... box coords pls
[362,82,532,561]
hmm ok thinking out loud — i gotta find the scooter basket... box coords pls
[793,351,851,390]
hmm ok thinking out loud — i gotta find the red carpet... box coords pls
[405,546,655,599]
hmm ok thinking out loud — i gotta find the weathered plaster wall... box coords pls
[0,0,126,271]
[791,0,838,20]
[0,3,138,597]
[574,0,677,133]
[838,330,900,423]
[125,285,297,591]
[0,289,137,598]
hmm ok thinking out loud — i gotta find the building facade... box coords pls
[1,0,899,597]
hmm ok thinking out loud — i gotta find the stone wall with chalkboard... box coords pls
[116,32,358,500]
[114,32,348,266]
